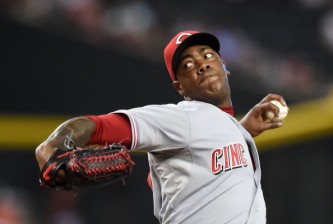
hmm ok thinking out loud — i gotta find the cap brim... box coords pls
[172,32,220,76]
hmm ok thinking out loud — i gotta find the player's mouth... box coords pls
[200,74,218,86]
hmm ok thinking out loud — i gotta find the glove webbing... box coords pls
[69,149,134,178]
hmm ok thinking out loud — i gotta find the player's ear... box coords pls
[222,60,231,76]
[172,81,185,97]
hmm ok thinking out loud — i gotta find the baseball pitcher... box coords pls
[36,31,286,224]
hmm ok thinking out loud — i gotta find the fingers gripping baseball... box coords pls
[240,94,287,137]
[257,102,281,122]
[259,93,287,106]
[257,93,288,122]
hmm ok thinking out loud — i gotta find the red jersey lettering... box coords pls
[211,143,248,174]
[211,148,223,174]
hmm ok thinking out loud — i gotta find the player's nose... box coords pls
[198,63,210,74]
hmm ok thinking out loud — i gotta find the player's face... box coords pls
[173,45,231,107]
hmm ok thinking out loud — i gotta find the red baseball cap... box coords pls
[164,31,220,81]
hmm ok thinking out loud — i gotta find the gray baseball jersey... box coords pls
[115,100,266,224]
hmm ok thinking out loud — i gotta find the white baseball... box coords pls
[265,100,289,122]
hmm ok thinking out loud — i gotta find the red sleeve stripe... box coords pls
[85,113,132,149]
[119,112,138,150]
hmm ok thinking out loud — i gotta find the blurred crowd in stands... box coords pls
[0,186,85,224]
[1,0,333,102]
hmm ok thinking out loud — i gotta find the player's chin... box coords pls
[203,82,225,95]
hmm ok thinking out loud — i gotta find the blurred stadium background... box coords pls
[1,0,333,223]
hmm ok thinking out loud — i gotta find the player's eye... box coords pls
[205,53,214,59]
[184,61,194,69]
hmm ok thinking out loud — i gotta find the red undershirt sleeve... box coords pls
[85,113,132,149]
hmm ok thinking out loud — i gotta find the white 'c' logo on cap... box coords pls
[176,33,192,45]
